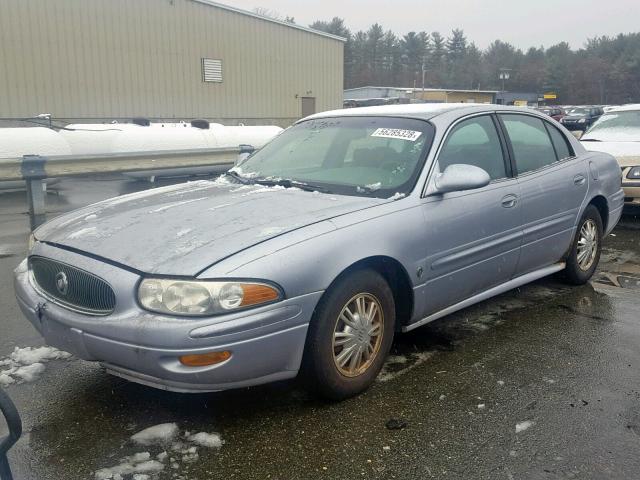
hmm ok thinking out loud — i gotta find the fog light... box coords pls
[179,351,232,367]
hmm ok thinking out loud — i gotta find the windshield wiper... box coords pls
[254,178,330,193]
[225,170,254,184]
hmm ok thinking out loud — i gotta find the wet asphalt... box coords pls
[1,177,639,480]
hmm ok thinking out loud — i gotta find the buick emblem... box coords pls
[55,271,69,296]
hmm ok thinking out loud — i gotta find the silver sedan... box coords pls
[15,104,624,399]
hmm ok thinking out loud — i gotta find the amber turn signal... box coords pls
[240,284,280,307]
[179,351,232,367]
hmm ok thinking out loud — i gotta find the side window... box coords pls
[500,114,557,175]
[546,123,573,160]
[438,115,507,180]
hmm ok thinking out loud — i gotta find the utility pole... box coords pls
[499,68,511,92]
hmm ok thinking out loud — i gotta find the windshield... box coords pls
[231,116,435,197]
[567,107,591,115]
[582,110,640,141]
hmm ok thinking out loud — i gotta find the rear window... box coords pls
[546,124,573,160]
[501,114,558,175]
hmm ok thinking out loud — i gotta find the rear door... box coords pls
[419,114,523,316]
[498,113,588,275]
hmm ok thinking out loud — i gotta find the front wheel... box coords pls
[301,269,395,400]
[563,205,603,284]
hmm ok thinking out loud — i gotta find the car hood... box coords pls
[35,178,386,275]
[581,140,640,166]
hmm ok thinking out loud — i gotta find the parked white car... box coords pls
[581,104,640,206]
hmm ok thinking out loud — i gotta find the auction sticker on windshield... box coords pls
[371,128,422,141]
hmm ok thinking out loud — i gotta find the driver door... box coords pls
[418,114,523,316]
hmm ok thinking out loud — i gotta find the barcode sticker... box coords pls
[371,128,422,141]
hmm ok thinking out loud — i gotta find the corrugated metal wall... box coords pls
[0,0,344,126]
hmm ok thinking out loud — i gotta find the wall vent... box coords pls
[202,58,223,83]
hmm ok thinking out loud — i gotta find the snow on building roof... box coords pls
[190,0,346,42]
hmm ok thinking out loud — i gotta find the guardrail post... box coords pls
[21,155,47,231]
[0,388,22,480]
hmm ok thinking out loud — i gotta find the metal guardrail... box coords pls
[0,389,22,480]
[0,146,246,230]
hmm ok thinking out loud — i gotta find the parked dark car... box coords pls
[560,106,604,131]
[536,106,566,122]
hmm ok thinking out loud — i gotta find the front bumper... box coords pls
[621,167,640,205]
[13,245,323,393]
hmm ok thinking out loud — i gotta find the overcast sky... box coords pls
[222,0,639,49]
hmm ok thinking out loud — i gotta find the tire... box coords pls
[301,269,395,400]
[563,205,603,285]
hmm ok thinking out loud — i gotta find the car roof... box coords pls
[302,103,535,122]
[607,104,640,113]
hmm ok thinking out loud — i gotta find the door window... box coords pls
[438,115,507,180]
[501,114,558,174]
[546,123,573,160]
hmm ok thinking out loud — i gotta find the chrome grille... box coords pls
[29,256,116,315]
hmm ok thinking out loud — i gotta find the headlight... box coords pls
[627,166,640,179]
[578,118,586,123]
[28,233,36,252]
[138,278,282,316]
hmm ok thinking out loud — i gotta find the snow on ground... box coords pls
[0,346,72,387]
[377,351,434,382]
[95,424,224,480]
[515,420,535,433]
[131,423,179,446]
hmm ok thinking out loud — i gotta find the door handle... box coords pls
[501,194,518,208]
[574,174,586,186]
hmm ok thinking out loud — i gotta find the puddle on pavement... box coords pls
[593,272,640,290]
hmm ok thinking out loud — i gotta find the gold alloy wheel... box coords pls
[577,218,598,271]
[332,293,384,377]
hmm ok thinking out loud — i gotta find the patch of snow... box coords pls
[377,351,433,382]
[439,394,446,401]
[147,197,207,214]
[12,363,45,382]
[10,346,71,365]
[67,226,99,239]
[84,214,98,221]
[0,373,15,387]
[187,432,224,448]
[497,380,505,386]
[0,346,72,386]
[208,203,231,211]
[131,423,179,446]
[228,166,260,179]
[97,425,223,479]
[257,226,288,238]
[515,420,535,433]
[477,404,486,410]
[176,228,192,238]
[388,192,406,200]
[365,182,382,191]
[94,452,164,480]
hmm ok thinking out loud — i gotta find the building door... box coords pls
[301,97,316,118]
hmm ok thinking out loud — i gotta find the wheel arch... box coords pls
[323,255,414,330]
[586,195,609,231]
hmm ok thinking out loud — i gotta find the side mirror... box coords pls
[0,389,22,480]
[433,164,491,194]
[235,144,255,166]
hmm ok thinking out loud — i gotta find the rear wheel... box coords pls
[302,269,395,400]
[563,205,603,284]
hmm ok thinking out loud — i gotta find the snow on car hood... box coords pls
[35,178,385,275]
[581,140,640,167]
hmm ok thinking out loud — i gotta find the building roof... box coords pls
[190,0,346,42]
[344,86,500,94]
